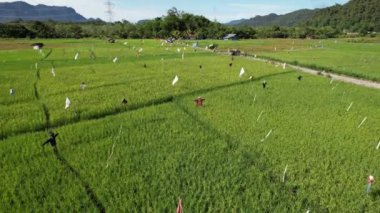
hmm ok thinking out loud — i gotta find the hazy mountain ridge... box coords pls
[227,0,379,31]
[226,9,317,27]
[0,1,87,22]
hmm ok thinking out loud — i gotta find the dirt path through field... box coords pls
[246,56,380,90]
[204,47,380,89]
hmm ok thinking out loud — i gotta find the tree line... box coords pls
[0,7,376,40]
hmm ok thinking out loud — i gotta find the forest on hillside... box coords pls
[307,0,380,33]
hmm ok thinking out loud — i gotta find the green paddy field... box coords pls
[0,38,379,212]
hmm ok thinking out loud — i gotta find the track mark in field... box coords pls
[36,68,41,80]
[0,96,174,140]
[41,49,53,61]
[42,104,50,128]
[34,66,52,130]
[53,148,106,213]
[175,101,238,151]
[46,76,155,98]
[33,82,40,100]
[174,99,327,211]
[177,71,293,99]
[0,71,293,140]
[33,64,52,133]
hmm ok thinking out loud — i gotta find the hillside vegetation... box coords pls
[307,0,380,32]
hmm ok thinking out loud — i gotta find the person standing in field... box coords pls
[42,131,59,147]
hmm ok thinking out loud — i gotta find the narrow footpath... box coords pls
[246,56,380,90]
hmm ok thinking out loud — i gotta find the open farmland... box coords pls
[0,39,379,212]
[197,38,380,82]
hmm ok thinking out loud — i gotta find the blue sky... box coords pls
[6,0,349,23]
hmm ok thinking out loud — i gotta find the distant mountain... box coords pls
[226,0,379,32]
[136,19,151,25]
[227,9,317,27]
[226,19,248,26]
[307,0,380,32]
[0,1,87,23]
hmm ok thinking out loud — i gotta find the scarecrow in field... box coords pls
[194,96,205,107]
[80,82,87,90]
[42,131,59,147]
[262,81,267,88]
[122,98,128,105]
[367,175,375,193]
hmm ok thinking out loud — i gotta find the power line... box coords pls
[105,0,113,23]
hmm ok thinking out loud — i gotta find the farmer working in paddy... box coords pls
[42,131,59,147]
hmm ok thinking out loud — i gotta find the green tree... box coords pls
[29,21,57,38]
[0,23,33,38]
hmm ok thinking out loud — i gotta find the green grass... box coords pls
[0,38,379,212]
[195,38,380,81]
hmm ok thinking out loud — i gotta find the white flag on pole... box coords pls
[358,117,367,128]
[65,97,71,109]
[346,102,353,112]
[51,68,56,77]
[261,129,273,142]
[257,111,264,121]
[376,140,380,150]
[239,67,245,78]
[282,165,288,182]
[172,75,179,86]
